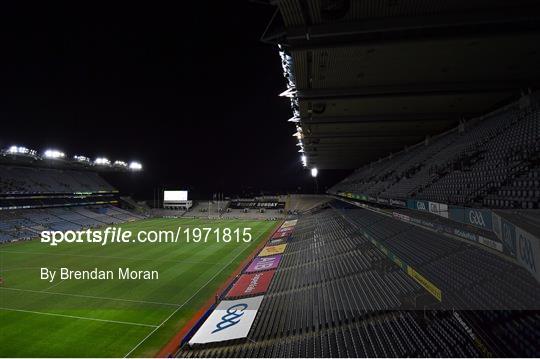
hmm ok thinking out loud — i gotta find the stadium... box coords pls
[0,1,539,358]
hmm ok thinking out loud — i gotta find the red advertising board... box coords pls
[277,226,294,234]
[272,227,293,239]
[226,270,276,298]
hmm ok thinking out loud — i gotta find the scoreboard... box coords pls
[164,190,188,202]
[163,190,192,210]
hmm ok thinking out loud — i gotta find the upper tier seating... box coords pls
[0,165,115,194]
[330,97,540,209]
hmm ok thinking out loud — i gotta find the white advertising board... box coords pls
[189,295,264,345]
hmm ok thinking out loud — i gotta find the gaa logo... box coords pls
[212,303,248,333]
[416,201,426,211]
[468,210,486,227]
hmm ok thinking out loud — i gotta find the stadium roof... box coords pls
[263,0,540,169]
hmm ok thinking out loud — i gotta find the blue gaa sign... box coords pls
[448,207,493,230]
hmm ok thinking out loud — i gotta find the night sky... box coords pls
[0,3,349,199]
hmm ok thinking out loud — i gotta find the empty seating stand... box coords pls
[330,97,540,209]
[0,165,116,194]
[338,207,540,310]
[179,207,540,357]
[0,205,144,243]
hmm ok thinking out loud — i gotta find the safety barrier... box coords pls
[336,192,540,283]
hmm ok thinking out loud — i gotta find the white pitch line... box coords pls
[0,307,158,328]
[43,278,66,291]
[122,238,258,358]
[0,287,180,307]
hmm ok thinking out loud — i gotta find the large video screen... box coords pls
[163,190,188,202]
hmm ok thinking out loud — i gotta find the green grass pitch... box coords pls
[0,218,278,357]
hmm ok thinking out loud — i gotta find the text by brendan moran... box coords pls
[40,267,159,282]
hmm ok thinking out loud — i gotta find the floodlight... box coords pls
[73,155,91,163]
[94,157,111,166]
[279,87,296,98]
[311,168,318,178]
[293,131,303,140]
[301,155,307,167]
[7,145,30,154]
[43,149,65,159]
[129,161,142,171]
[114,160,128,167]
